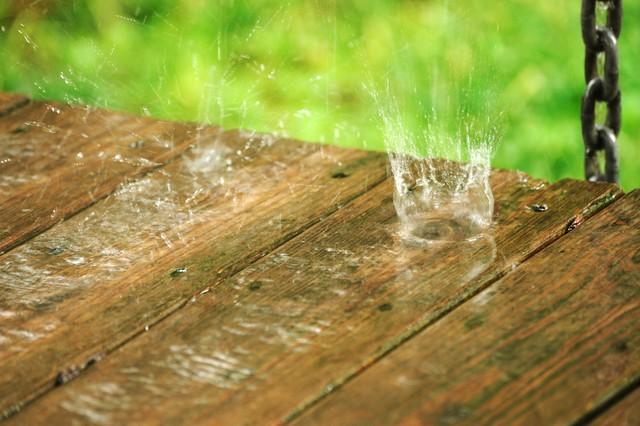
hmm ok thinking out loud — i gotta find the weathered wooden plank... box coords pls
[6,173,622,424]
[0,126,387,417]
[0,100,132,177]
[296,190,640,426]
[0,98,201,254]
[0,93,29,117]
[591,386,640,426]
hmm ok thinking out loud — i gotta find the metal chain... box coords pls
[581,0,622,183]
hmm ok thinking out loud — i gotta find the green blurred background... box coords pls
[1,0,638,188]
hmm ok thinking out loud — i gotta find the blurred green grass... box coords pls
[1,0,638,188]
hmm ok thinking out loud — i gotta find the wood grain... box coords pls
[0,93,29,117]
[591,387,640,426]
[0,100,131,177]
[0,97,201,254]
[296,190,640,426]
[5,172,622,424]
[0,124,387,417]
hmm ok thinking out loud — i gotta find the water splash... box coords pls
[370,76,500,243]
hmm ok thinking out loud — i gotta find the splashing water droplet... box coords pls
[370,73,500,243]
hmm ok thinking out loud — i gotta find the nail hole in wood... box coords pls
[331,171,349,179]
[170,267,187,278]
[378,303,393,312]
[248,281,262,291]
[11,125,28,134]
[613,341,629,352]
[529,204,548,212]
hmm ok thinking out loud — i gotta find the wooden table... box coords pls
[0,93,638,425]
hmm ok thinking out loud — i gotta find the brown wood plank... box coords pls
[0,125,387,417]
[295,190,640,426]
[0,93,29,117]
[0,100,132,177]
[0,97,201,254]
[5,173,622,424]
[592,387,640,426]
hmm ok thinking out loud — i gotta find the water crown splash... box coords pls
[372,77,500,244]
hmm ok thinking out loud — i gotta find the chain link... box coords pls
[581,0,622,183]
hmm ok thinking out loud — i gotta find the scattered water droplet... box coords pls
[129,140,145,149]
[66,256,87,266]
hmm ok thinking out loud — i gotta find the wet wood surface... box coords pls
[1,93,638,425]
[0,99,387,415]
[0,97,201,254]
[296,190,640,426]
[0,93,29,118]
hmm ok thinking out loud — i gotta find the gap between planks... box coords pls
[587,380,640,426]
[571,371,640,425]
